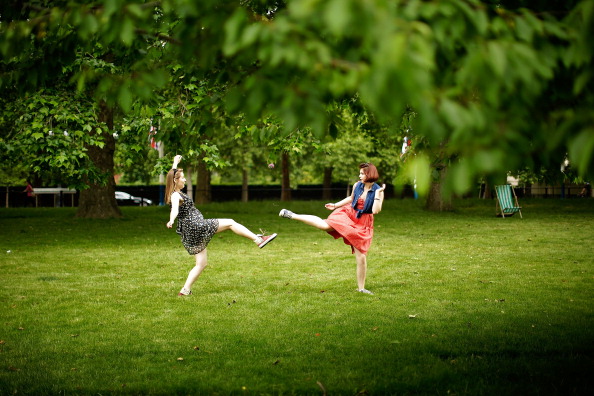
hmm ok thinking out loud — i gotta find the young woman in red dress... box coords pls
[279,163,385,295]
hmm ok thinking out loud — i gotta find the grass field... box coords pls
[0,198,593,395]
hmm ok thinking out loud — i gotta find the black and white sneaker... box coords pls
[279,209,294,219]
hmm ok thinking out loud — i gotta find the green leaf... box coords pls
[118,85,133,113]
[82,13,99,36]
[573,70,591,95]
[439,99,464,129]
[103,0,119,17]
[473,150,504,173]
[487,41,506,78]
[223,8,247,55]
[448,159,472,195]
[241,24,261,48]
[126,4,144,19]
[569,128,594,176]
[120,17,135,46]
[402,154,431,197]
[288,0,321,19]
[324,0,351,35]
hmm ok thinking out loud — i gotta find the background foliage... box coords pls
[1,0,593,208]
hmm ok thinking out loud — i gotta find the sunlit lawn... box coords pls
[0,198,592,395]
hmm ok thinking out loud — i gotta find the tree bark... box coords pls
[185,167,193,201]
[195,153,211,205]
[322,166,333,201]
[281,152,291,201]
[76,103,121,218]
[425,182,453,211]
[482,182,493,199]
[241,167,249,202]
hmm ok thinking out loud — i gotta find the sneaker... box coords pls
[258,233,277,248]
[357,288,374,295]
[178,288,192,296]
[279,209,294,219]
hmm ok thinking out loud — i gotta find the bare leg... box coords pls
[216,218,259,241]
[182,249,208,292]
[354,248,367,290]
[290,213,334,232]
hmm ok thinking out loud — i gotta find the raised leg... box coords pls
[280,209,333,231]
[216,218,259,241]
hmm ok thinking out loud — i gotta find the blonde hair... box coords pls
[165,168,183,205]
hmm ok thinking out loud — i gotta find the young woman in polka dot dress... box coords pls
[166,155,277,296]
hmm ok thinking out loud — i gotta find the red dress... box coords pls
[326,198,374,255]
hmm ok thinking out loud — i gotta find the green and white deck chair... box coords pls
[495,184,522,218]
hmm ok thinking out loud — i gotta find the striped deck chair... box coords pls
[495,184,522,218]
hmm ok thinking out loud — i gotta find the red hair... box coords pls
[359,163,379,183]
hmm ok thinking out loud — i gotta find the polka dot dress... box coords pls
[174,192,219,255]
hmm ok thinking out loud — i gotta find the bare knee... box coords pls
[195,251,208,268]
[196,260,208,269]
[355,250,367,261]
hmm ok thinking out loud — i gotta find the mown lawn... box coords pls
[0,198,592,395]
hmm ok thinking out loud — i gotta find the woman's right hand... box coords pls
[324,203,336,210]
[166,220,174,228]
[173,155,183,167]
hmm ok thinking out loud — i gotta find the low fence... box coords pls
[2,186,80,208]
[514,184,592,199]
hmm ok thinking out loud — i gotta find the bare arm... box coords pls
[166,192,181,228]
[372,184,386,214]
[172,154,182,169]
[324,183,356,210]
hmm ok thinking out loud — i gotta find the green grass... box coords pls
[0,199,593,395]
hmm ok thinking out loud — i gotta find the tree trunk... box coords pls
[281,152,291,201]
[185,167,193,201]
[425,181,453,211]
[322,166,333,201]
[482,182,492,199]
[195,154,211,205]
[241,167,249,203]
[76,103,121,218]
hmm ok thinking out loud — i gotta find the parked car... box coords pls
[115,191,153,206]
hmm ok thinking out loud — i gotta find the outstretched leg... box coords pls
[216,218,259,241]
[279,209,334,232]
[216,218,277,248]
[180,248,208,295]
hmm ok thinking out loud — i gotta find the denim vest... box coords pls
[351,182,381,218]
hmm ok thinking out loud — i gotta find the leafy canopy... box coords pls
[1,0,593,193]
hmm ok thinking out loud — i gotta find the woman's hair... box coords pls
[165,168,183,205]
[359,163,379,183]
